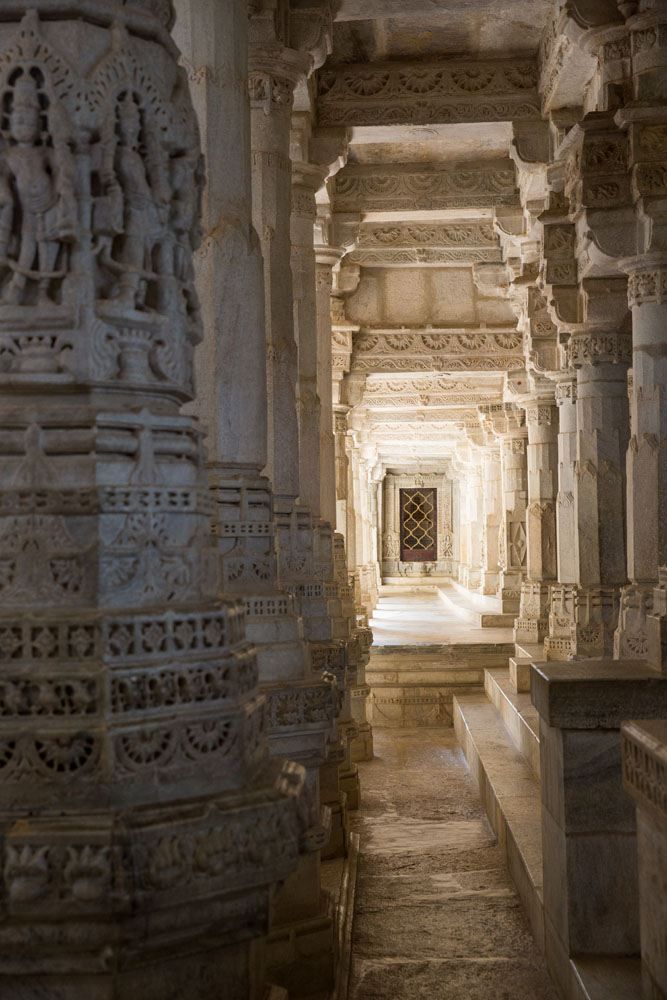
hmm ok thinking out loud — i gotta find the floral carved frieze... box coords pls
[350,221,501,265]
[351,328,523,374]
[317,57,540,127]
[333,162,519,212]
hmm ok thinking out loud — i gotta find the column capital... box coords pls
[478,402,527,439]
[554,372,578,405]
[248,48,311,116]
[620,251,667,305]
[292,161,328,220]
[565,327,633,366]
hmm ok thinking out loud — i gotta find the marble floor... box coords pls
[369,587,513,646]
[348,729,557,1000]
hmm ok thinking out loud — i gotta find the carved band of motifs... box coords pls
[317,58,540,126]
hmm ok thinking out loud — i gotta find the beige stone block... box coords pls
[510,656,532,692]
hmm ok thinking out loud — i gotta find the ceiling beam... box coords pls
[317,57,541,128]
[333,160,520,213]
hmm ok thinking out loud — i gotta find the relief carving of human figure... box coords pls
[97,91,170,309]
[161,146,202,321]
[0,70,76,306]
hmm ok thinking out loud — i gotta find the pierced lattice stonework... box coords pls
[400,489,437,562]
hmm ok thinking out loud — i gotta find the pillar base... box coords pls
[266,905,336,1000]
[531,660,667,991]
[614,583,654,661]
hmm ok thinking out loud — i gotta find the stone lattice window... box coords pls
[400,488,437,562]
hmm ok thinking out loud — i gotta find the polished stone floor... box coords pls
[370,588,512,646]
[348,729,557,1000]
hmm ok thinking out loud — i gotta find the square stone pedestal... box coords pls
[531,660,667,1000]
[622,720,667,1000]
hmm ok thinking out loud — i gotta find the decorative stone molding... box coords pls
[350,329,524,374]
[356,222,498,248]
[317,57,540,128]
[333,161,519,213]
[625,260,667,306]
[565,329,633,366]
[348,246,502,266]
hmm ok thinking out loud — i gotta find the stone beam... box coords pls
[351,328,524,373]
[333,160,519,213]
[347,221,502,266]
[317,57,541,127]
[360,374,503,407]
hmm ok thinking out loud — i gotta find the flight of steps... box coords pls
[453,669,544,947]
[438,579,517,628]
[454,660,642,1000]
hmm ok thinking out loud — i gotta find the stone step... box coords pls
[515,641,544,661]
[449,576,505,612]
[453,691,544,952]
[484,667,541,780]
[438,584,516,628]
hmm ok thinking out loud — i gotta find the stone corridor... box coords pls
[0,1,666,998]
[348,729,557,1000]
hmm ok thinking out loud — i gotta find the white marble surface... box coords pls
[370,586,513,646]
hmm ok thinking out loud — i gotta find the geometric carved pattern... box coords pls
[400,489,437,562]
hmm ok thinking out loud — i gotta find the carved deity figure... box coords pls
[161,147,202,322]
[0,70,76,306]
[99,91,169,309]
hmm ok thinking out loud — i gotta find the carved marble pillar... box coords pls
[381,470,400,577]
[291,161,326,518]
[515,395,558,645]
[569,326,631,658]
[483,405,528,613]
[612,8,667,662]
[480,441,502,596]
[248,38,307,507]
[614,258,667,660]
[455,445,483,592]
[316,248,345,529]
[0,4,308,997]
[545,374,579,660]
[177,6,338,995]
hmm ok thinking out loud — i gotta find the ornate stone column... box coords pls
[0,3,307,997]
[614,257,667,659]
[316,247,345,528]
[482,404,528,613]
[545,374,579,660]
[291,160,327,518]
[568,321,631,657]
[381,470,400,578]
[514,393,559,645]
[176,4,337,995]
[479,438,503,596]
[613,4,667,662]
[249,18,308,506]
[454,441,483,592]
